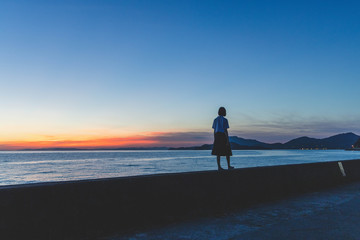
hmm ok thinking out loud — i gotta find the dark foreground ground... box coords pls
[104,181,360,240]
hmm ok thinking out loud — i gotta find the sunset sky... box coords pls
[1,1,360,150]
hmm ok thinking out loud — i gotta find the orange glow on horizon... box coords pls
[0,131,210,150]
[0,137,157,150]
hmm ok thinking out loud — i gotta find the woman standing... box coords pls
[212,107,234,170]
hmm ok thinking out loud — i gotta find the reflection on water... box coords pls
[1,150,360,186]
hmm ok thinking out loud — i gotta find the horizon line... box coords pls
[0,131,357,151]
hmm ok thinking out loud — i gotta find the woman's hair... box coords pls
[218,107,226,116]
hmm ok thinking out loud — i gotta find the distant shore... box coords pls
[2,132,358,152]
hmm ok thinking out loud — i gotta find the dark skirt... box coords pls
[211,132,232,156]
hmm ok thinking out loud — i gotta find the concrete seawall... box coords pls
[1,159,360,239]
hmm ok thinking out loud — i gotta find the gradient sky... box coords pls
[1,0,360,149]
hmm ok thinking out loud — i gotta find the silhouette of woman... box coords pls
[212,107,234,170]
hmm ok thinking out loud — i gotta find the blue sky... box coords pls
[0,0,359,148]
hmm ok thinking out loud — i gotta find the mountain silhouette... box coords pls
[170,132,360,150]
[283,132,359,149]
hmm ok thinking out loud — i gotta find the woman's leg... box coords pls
[226,155,234,169]
[217,155,223,170]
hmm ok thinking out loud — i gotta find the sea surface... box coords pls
[1,150,360,186]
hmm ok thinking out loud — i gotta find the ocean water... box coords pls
[1,150,360,186]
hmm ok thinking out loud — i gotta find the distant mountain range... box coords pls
[170,132,360,150]
[15,132,360,151]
